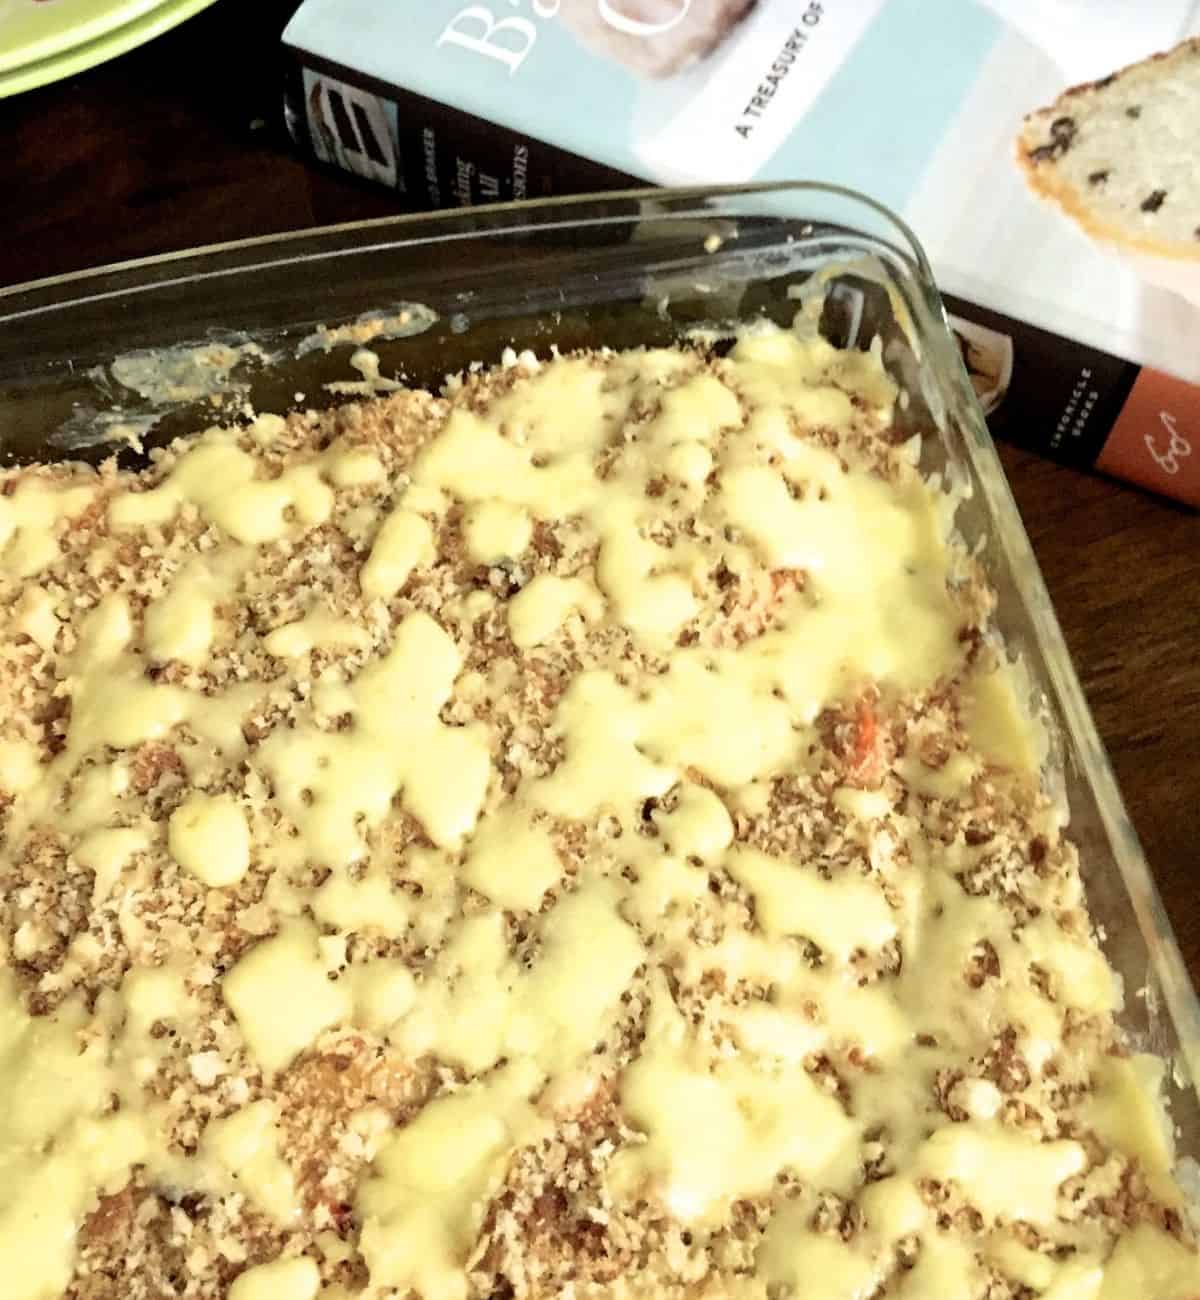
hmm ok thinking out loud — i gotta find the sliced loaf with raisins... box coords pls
[1017,37,1200,265]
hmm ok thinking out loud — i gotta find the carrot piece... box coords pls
[847,694,886,787]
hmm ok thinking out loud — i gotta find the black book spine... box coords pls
[281,44,639,212]
[943,294,1198,508]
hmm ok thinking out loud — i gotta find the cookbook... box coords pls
[280,0,1200,507]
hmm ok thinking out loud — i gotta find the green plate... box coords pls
[0,0,216,96]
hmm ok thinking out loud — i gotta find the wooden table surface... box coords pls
[2,4,1197,975]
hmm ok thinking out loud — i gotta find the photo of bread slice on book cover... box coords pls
[1017,38,1200,310]
[948,314,1014,418]
[555,0,757,78]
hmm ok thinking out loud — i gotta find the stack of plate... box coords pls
[0,0,216,97]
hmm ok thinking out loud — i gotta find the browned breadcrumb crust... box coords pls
[0,344,1190,1299]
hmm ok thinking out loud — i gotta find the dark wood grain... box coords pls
[2,2,1197,973]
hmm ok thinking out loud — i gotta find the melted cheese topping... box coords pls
[358,1058,545,1300]
[609,972,860,1224]
[228,1255,320,1300]
[0,332,1196,1300]
[168,791,251,888]
[256,611,490,858]
[0,478,96,577]
[201,1099,301,1225]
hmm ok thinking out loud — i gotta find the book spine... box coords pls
[281,45,638,211]
[944,295,1199,509]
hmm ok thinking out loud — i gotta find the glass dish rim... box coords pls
[0,180,929,314]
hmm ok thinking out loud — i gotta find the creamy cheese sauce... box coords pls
[0,330,1195,1300]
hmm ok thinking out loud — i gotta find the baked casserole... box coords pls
[1,330,1197,1299]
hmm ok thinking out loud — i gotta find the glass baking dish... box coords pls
[2,181,1197,1172]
